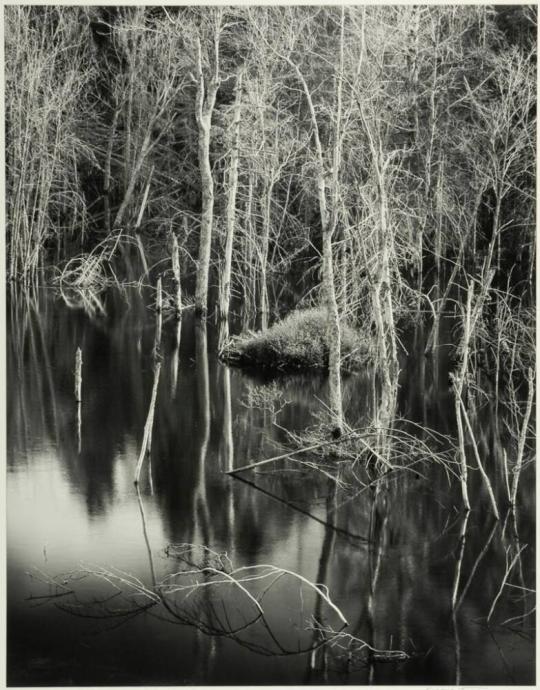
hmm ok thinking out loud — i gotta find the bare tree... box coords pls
[193,9,223,316]
[219,68,243,320]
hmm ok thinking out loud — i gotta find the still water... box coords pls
[7,288,535,685]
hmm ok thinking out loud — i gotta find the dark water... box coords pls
[7,288,535,685]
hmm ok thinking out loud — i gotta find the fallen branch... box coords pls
[134,362,161,484]
[226,430,361,475]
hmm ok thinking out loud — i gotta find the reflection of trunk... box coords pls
[306,484,337,682]
[451,513,469,686]
[76,402,82,455]
[75,346,82,453]
[365,487,389,684]
[136,485,157,588]
[219,70,242,320]
[509,509,529,622]
[221,358,235,537]
[314,486,337,624]
[170,319,182,399]
[194,321,211,542]
[222,367,234,473]
[455,518,497,612]
[74,347,82,403]
[31,303,60,448]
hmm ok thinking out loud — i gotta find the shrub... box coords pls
[220,308,369,373]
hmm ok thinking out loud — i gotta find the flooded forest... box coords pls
[6,5,536,686]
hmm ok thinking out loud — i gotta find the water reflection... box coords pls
[194,320,211,545]
[7,288,535,685]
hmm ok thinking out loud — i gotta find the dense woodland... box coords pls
[5,5,536,507]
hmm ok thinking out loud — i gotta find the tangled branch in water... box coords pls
[27,543,350,658]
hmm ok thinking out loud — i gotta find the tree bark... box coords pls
[194,20,221,317]
[104,107,120,234]
[219,69,243,320]
[171,230,182,318]
[259,177,274,330]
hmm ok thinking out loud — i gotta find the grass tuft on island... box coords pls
[220,308,370,374]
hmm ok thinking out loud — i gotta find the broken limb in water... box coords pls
[28,545,351,657]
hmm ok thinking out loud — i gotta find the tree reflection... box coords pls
[194,319,211,544]
[170,318,182,399]
[30,488,350,661]
[10,288,535,684]
[219,322,236,539]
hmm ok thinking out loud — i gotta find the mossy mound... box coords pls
[220,308,369,373]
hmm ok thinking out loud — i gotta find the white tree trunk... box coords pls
[195,116,214,316]
[194,24,220,317]
[219,70,243,320]
[259,178,274,330]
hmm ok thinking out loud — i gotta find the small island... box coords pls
[220,308,370,374]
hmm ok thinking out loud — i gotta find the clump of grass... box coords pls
[220,308,370,373]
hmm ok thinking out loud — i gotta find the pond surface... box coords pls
[7,288,535,685]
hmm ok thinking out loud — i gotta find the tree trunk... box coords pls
[194,28,220,317]
[113,125,152,229]
[195,117,214,316]
[171,230,182,318]
[376,166,399,393]
[104,107,120,234]
[325,6,346,431]
[244,174,256,327]
[297,62,343,431]
[322,228,343,430]
[219,70,243,320]
[259,178,274,330]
